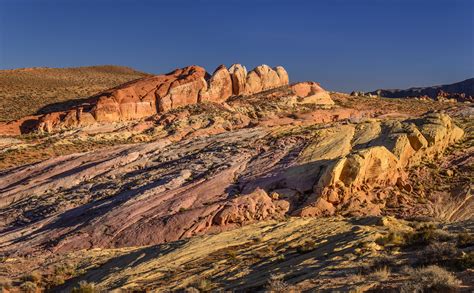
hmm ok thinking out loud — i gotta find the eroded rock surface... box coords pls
[298,113,464,217]
[0,112,465,256]
[30,64,290,133]
[291,81,334,105]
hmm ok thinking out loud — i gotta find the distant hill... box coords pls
[369,78,474,100]
[0,65,150,121]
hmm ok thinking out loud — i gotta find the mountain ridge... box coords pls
[369,77,474,100]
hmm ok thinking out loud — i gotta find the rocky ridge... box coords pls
[28,64,289,133]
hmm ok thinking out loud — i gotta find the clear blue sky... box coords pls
[1,0,473,92]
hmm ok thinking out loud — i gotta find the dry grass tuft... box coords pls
[20,281,38,293]
[369,266,391,282]
[71,280,99,293]
[265,274,299,293]
[20,271,42,284]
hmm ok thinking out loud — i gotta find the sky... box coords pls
[0,0,473,92]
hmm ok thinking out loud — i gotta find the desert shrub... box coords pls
[48,274,66,286]
[378,224,439,248]
[369,266,390,282]
[71,281,98,293]
[406,225,437,246]
[21,271,42,284]
[275,254,286,262]
[401,265,461,293]
[456,251,474,270]
[253,246,276,259]
[416,242,460,266]
[227,249,238,260]
[0,277,12,290]
[431,229,455,242]
[20,281,38,293]
[377,232,406,246]
[193,278,213,292]
[370,255,396,271]
[457,232,474,248]
[296,240,317,254]
[265,274,298,293]
[54,262,77,277]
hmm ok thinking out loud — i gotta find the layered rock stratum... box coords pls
[0,111,468,255]
[0,64,472,292]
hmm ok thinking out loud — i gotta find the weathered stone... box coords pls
[228,64,247,95]
[244,70,263,95]
[274,66,289,85]
[291,82,334,105]
[212,189,289,225]
[254,65,281,91]
[199,65,232,103]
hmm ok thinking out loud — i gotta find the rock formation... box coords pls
[228,64,247,95]
[244,65,288,95]
[212,188,289,226]
[298,113,464,217]
[0,110,465,255]
[291,82,334,105]
[199,65,232,103]
[34,64,290,133]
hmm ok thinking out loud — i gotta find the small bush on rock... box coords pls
[401,265,461,293]
[456,251,474,270]
[265,274,298,293]
[20,281,38,293]
[457,232,474,248]
[370,255,396,271]
[369,266,390,282]
[71,281,98,293]
[417,242,460,266]
[296,240,317,254]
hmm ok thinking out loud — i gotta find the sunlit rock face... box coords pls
[33,64,290,133]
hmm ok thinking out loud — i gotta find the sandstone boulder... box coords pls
[199,65,233,103]
[244,70,263,95]
[213,189,289,225]
[244,65,289,95]
[416,113,464,149]
[317,146,402,190]
[228,64,247,95]
[254,65,282,91]
[38,112,63,133]
[156,66,208,112]
[291,82,334,105]
[274,66,289,85]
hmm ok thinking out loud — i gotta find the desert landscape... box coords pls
[0,0,473,292]
[0,63,472,292]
